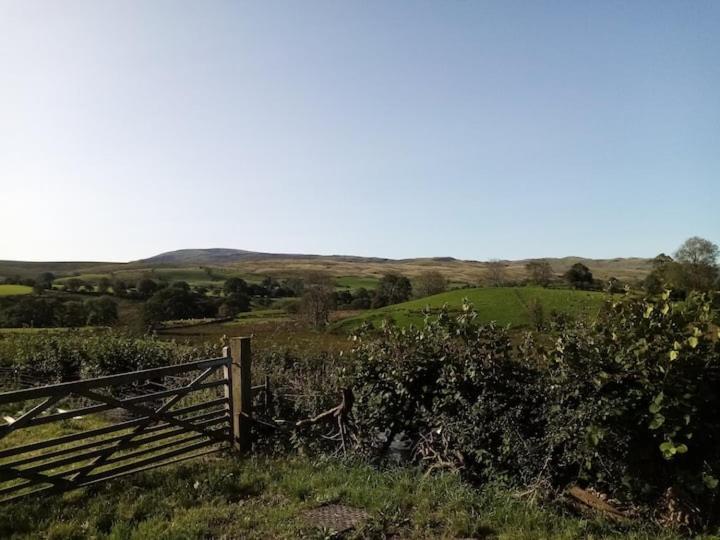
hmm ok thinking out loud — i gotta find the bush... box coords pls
[345,293,720,521]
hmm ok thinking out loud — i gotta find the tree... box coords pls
[97,277,112,294]
[525,260,553,287]
[85,297,119,325]
[143,286,214,325]
[415,271,447,298]
[59,301,88,327]
[350,287,372,309]
[299,272,335,328]
[36,272,55,290]
[564,263,593,289]
[136,278,159,299]
[65,278,83,292]
[112,280,128,297]
[373,273,413,308]
[674,236,719,292]
[223,277,249,297]
[486,260,506,287]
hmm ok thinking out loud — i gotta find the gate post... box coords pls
[224,337,252,452]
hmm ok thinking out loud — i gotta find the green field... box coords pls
[0,285,32,296]
[333,286,607,332]
[334,276,380,290]
[0,453,677,539]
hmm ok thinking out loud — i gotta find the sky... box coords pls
[0,1,718,262]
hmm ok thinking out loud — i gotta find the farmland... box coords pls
[333,286,607,332]
[0,285,32,296]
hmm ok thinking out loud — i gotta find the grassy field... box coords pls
[335,276,380,290]
[333,286,607,332]
[0,454,682,539]
[0,284,33,296]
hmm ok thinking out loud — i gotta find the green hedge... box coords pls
[347,292,720,523]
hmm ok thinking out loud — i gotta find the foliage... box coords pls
[525,260,554,287]
[564,262,594,289]
[143,283,217,325]
[373,273,413,308]
[415,270,447,298]
[0,455,682,539]
[0,331,218,381]
[299,273,336,328]
[345,292,720,522]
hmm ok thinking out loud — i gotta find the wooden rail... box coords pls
[0,337,252,502]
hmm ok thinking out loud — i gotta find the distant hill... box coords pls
[0,248,653,284]
[136,248,392,265]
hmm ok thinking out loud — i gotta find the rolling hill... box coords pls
[332,286,608,332]
[0,249,653,285]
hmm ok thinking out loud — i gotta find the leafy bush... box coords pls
[345,292,720,521]
[0,332,219,382]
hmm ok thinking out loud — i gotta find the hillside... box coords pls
[0,249,653,285]
[332,286,608,332]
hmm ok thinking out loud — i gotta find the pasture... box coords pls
[333,286,607,331]
[0,285,32,296]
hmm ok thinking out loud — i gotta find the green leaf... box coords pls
[649,414,665,429]
[703,474,719,490]
[687,336,698,349]
[659,441,675,458]
[669,350,679,361]
[675,444,688,454]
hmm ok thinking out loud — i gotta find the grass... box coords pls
[0,284,32,296]
[333,286,607,332]
[0,454,688,539]
[335,276,380,290]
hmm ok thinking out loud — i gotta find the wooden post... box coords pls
[225,337,252,452]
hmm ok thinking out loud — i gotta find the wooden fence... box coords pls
[0,337,252,503]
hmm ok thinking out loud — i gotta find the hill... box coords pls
[0,249,652,285]
[332,286,607,332]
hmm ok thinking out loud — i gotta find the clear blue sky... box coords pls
[1,1,718,262]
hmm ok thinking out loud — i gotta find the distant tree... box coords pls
[373,273,413,308]
[59,301,88,327]
[85,297,119,325]
[528,298,545,330]
[674,236,719,292]
[65,278,83,292]
[350,287,372,309]
[4,297,57,327]
[97,277,112,294]
[643,272,664,295]
[143,286,214,325]
[486,260,506,287]
[283,277,305,297]
[415,271,447,298]
[299,272,336,328]
[223,277,249,297]
[137,278,159,299]
[36,272,55,290]
[112,280,128,297]
[564,263,594,289]
[524,260,553,287]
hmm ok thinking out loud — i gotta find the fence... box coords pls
[0,337,252,503]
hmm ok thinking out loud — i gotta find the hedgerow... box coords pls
[344,292,720,524]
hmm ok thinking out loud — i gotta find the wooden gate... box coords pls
[0,337,252,503]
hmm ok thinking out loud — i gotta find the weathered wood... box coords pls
[0,446,223,504]
[228,337,252,452]
[0,399,226,461]
[0,356,228,405]
[0,350,237,504]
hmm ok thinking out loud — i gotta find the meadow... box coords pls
[0,453,683,539]
[332,286,607,332]
[0,285,32,296]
